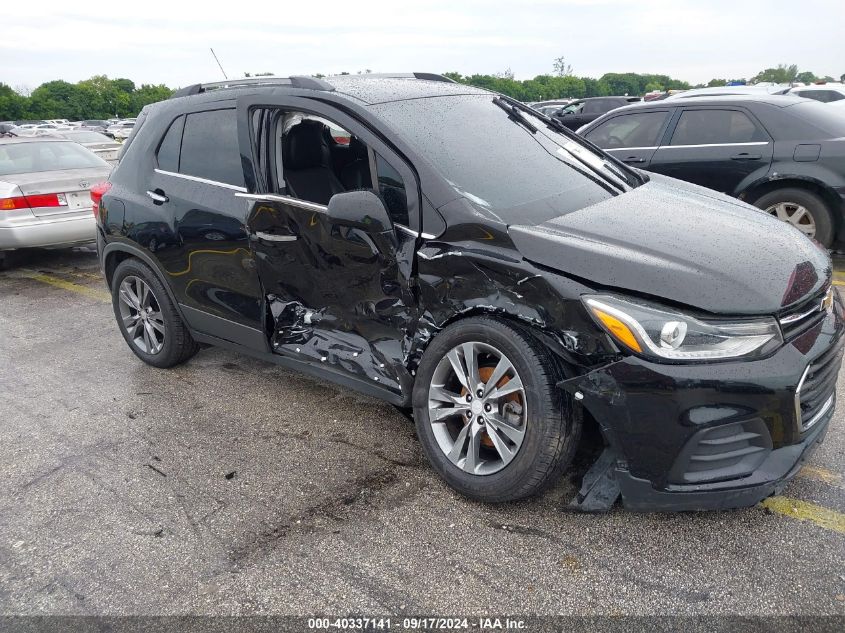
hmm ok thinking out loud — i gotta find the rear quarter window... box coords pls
[156,116,184,172]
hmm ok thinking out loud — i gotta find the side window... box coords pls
[670,109,766,146]
[156,115,183,172]
[583,100,605,114]
[179,109,244,187]
[585,111,669,149]
[375,153,409,226]
[561,101,584,115]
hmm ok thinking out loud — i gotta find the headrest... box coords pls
[283,120,327,170]
[347,136,368,160]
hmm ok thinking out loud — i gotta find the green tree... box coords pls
[796,71,817,84]
[0,83,30,120]
[708,78,727,87]
[130,84,172,113]
[752,63,799,84]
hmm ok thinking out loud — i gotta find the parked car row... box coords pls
[0,118,137,140]
[577,94,845,247]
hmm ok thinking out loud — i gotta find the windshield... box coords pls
[64,131,112,143]
[0,141,108,176]
[370,95,626,222]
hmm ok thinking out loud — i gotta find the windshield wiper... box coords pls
[492,97,538,134]
[495,96,647,189]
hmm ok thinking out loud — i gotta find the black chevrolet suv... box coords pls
[95,73,843,511]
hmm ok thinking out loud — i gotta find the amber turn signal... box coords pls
[591,308,643,353]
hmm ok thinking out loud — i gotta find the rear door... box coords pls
[235,96,420,397]
[648,106,774,194]
[582,109,673,168]
[138,107,266,348]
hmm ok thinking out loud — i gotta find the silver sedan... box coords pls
[0,137,112,259]
[55,130,122,165]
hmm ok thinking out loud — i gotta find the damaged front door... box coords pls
[236,97,421,401]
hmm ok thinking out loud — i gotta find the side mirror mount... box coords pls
[326,190,391,233]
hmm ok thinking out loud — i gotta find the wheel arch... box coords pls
[102,242,188,323]
[740,176,843,225]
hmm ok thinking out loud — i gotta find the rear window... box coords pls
[0,141,108,176]
[784,101,845,137]
[179,109,244,187]
[63,131,112,143]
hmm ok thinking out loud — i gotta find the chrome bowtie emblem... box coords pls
[821,289,834,312]
[78,180,90,188]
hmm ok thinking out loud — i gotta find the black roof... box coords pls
[617,94,810,110]
[168,73,491,106]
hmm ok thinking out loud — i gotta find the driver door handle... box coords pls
[253,231,297,242]
[621,156,646,163]
[730,153,762,160]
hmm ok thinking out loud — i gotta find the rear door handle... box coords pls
[621,157,646,163]
[253,231,297,242]
[730,153,762,160]
[146,190,168,204]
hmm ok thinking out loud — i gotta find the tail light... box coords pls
[0,193,67,211]
[90,182,112,219]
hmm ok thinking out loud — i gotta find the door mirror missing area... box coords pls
[326,190,391,233]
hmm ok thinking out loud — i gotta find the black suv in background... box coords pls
[553,96,642,130]
[578,95,845,247]
[95,74,842,511]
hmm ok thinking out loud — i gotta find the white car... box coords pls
[788,84,845,103]
[105,121,135,140]
[666,85,791,100]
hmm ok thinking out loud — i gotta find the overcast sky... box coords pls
[2,0,843,90]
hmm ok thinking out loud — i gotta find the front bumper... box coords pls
[614,414,830,511]
[0,213,95,250]
[562,300,844,511]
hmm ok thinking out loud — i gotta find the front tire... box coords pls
[111,258,199,368]
[754,188,835,247]
[413,317,580,502]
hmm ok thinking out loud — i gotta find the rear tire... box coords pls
[753,188,835,247]
[413,317,580,502]
[111,258,199,368]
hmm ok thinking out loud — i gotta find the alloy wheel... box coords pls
[118,276,165,354]
[766,202,816,238]
[428,341,527,475]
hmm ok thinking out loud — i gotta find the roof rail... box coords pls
[169,75,335,99]
[327,72,455,83]
[168,72,454,100]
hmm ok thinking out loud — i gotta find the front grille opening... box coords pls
[797,337,844,431]
[668,418,772,485]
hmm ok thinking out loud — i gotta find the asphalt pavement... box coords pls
[0,246,844,621]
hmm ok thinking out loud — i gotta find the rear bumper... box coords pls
[0,214,95,250]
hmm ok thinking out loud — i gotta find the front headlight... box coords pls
[583,294,782,362]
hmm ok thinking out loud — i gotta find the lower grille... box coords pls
[668,418,772,484]
[796,337,844,431]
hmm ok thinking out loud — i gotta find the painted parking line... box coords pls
[8,269,110,304]
[760,496,845,535]
[798,465,844,488]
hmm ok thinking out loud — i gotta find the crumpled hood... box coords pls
[508,175,831,315]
